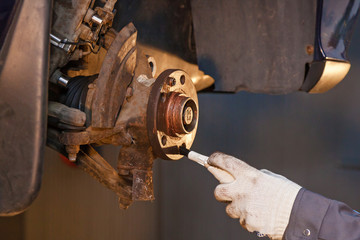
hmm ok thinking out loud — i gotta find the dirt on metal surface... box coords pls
[77,145,133,209]
[56,23,155,208]
[147,69,199,160]
[91,23,137,128]
[50,19,200,208]
[138,44,214,91]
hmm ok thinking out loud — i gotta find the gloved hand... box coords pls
[207,152,301,240]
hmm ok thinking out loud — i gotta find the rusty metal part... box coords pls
[138,44,214,91]
[94,6,115,28]
[60,126,130,146]
[49,0,93,75]
[116,71,156,204]
[83,8,95,24]
[91,23,137,128]
[50,22,200,209]
[147,69,199,160]
[157,92,197,136]
[55,23,146,207]
[103,28,118,50]
[51,0,92,42]
[67,48,108,77]
[78,32,213,91]
[117,146,155,202]
[103,0,117,12]
[46,129,135,209]
[49,0,118,76]
[65,145,80,162]
[77,145,133,209]
[59,50,156,207]
[65,29,117,78]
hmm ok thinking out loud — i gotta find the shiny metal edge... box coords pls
[309,60,351,93]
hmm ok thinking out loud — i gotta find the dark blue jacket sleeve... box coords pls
[283,188,360,240]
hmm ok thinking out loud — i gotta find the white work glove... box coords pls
[207,152,301,240]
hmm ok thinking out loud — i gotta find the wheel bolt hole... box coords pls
[161,136,167,146]
[180,75,185,85]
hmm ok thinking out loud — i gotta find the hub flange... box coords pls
[147,69,199,160]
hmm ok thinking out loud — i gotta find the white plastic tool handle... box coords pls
[188,151,234,184]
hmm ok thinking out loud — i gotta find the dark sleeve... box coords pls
[283,188,360,240]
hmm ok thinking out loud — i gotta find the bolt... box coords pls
[183,106,194,125]
[65,145,80,162]
[167,77,176,86]
[68,153,77,162]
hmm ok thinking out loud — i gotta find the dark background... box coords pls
[1,10,360,240]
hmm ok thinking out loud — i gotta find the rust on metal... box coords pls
[115,72,156,203]
[59,125,131,146]
[117,146,155,201]
[48,0,192,209]
[103,28,117,50]
[157,92,196,136]
[91,23,137,128]
[56,27,157,208]
[138,44,215,91]
[52,22,200,209]
[132,170,154,201]
[77,145,133,209]
[50,0,117,76]
[147,69,199,160]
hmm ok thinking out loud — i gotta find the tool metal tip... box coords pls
[179,146,190,156]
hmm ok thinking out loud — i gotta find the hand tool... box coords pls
[179,146,235,183]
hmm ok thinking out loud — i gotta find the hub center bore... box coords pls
[183,106,193,125]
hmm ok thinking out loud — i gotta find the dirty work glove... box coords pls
[208,152,301,240]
